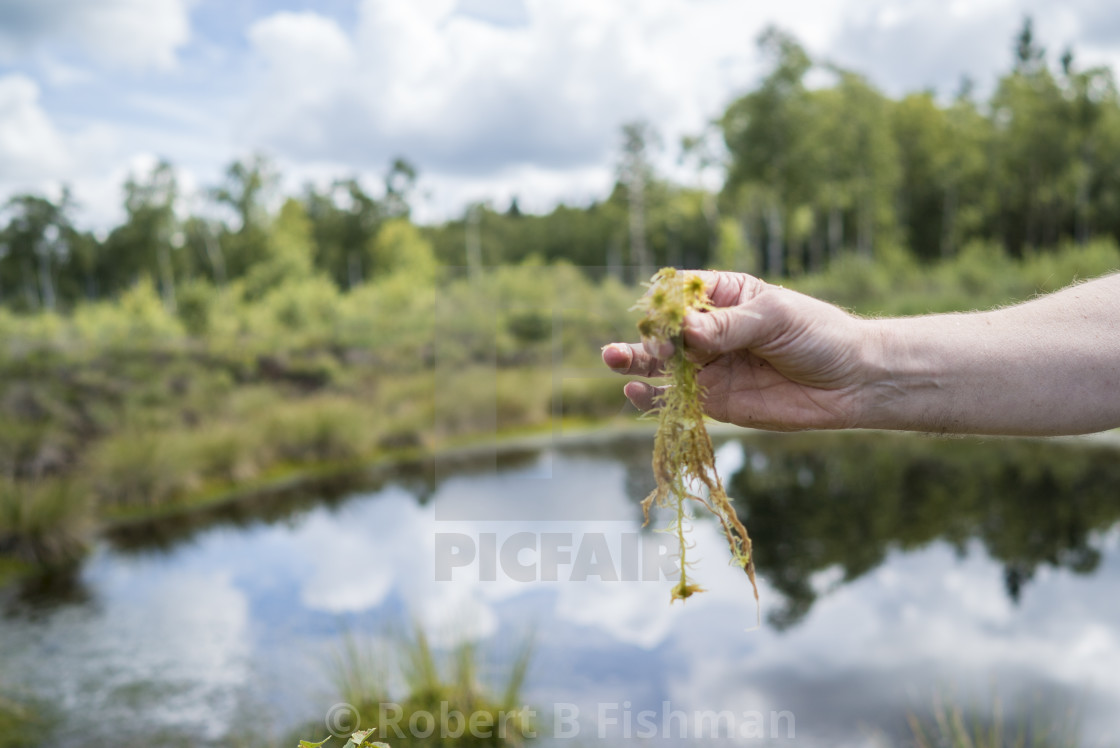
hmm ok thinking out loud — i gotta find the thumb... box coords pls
[683,304,767,355]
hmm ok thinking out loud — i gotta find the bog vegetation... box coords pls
[1,18,1120,581]
[634,268,758,606]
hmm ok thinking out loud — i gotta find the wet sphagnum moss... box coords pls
[634,268,759,614]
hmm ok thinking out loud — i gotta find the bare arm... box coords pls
[603,271,1120,436]
[860,274,1120,435]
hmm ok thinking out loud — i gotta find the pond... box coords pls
[2,429,1120,747]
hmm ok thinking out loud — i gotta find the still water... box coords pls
[2,430,1120,746]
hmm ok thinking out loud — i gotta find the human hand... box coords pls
[602,270,874,431]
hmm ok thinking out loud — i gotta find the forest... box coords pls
[3,20,1120,308]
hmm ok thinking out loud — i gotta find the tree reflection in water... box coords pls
[727,432,1120,630]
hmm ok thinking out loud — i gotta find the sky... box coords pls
[3,0,1120,231]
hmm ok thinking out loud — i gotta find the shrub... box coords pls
[436,368,550,436]
[188,423,263,483]
[71,278,185,345]
[258,396,375,465]
[0,479,90,565]
[176,278,217,336]
[87,431,199,509]
[554,376,626,420]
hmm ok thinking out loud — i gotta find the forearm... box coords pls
[858,274,1120,435]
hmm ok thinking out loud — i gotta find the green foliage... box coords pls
[87,430,200,509]
[71,277,186,344]
[0,190,80,312]
[789,238,1120,315]
[300,730,388,748]
[428,260,635,369]
[244,198,317,299]
[335,273,435,367]
[368,218,438,282]
[103,160,184,306]
[0,241,1113,577]
[8,21,1120,309]
[246,275,344,347]
[554,376,625,420]
[325,626,535,748]
[714,19,1120,274]
[0,479,89,565]
[259,396,374,464]
[714,216,752,273]
[0,692,46,748]
[435,369,550,437]
[175,277,216,336]
[908,689,1079,748]
[0,261,643,563]
[84,393,383,513]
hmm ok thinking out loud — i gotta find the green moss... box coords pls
[633,268,759,610]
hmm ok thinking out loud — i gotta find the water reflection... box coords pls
[1,564,93,619]
[1,430,1119,746]
[729,432,1120,629]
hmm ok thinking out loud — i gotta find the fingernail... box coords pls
[623,381,646,405]
[603,344,631,371]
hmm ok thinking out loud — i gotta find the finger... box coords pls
[602,343,666,377]
[623,381,665,412]
[689,270,766,308]
[682,304,769,356]
[642,337,674,360]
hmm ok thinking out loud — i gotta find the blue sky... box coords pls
[2,0,1120,231]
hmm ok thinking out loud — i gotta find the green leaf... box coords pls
[298,738,332,748]
[344,728,379,747]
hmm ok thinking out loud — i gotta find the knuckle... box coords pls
[711,310,734,347]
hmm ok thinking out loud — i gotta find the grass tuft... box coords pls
[325,624,536,748]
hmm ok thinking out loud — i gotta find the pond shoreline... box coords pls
[0,416,648,587]
[98,419,1120,534]
[96,416,648,531]
[4,418,1118,590]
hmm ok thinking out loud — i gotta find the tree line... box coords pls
[2,18,1118,312]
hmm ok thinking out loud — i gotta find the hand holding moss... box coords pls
[604,269,1120,436]
[605,269,870,431]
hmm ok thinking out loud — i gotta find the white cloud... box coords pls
[0,0,191,71]
[455,0,530,28]
[407,162,613,225]
[828,0,1017,96]
[823,0,1120,98]
[9,0,1120,229]
[0,73,135,228]
[243,12,359,156]
[238,0,853,219]
[0,75,70,180]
